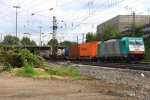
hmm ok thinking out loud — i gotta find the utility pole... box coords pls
[82,33,84,43]
[52,16,57,40]
[13,6,20,37]
[77,35,79,44]
[38,26,42,46]
[42,33,45,45]
[52,16,58,60]
[133,11,135,36]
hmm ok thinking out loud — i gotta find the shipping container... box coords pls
[65,48,69,57]
[68,45,79,57]
[97,41,101,57]
[100,39,121,57]
[79,41,98,57]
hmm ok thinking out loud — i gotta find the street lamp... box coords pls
[13,6,21,37]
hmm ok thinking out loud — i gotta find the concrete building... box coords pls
[97,15,150,34]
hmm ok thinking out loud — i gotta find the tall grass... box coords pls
[48,66,80,77]
[16,66,48,77]
[3,64,13,72]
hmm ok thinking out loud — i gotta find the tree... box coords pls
[85,32,95,42]
[121,24,144,38]
[47,39,58,60]
[47,39,58,46]
[21,37,36,45]
[3,35,21,45]
[131,24,144,37]
[94,32,101,41]
[59,41,77,46]
[102,25,120,41]
[30,40,36,45]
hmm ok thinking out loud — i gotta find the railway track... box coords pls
[70,61,150,71]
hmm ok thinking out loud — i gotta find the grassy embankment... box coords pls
[0,48,86,79]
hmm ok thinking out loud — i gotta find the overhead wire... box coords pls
[0,0,149,36]
[18,1,44,14]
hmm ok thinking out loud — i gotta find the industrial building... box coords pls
[97,15,150,35]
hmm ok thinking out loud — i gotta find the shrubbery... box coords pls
[6,48,48,68]
[0,48,85,79]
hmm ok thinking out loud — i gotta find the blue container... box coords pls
[65,48,69,57]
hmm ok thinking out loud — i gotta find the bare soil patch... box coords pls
[0,73,137,100]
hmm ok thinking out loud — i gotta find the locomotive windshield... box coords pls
[129,40,144,45]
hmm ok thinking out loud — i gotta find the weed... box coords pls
[48,66,80,77]
[16,66,48,77]
[3,64,13,72]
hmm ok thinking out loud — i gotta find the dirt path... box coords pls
[0,74,137,100]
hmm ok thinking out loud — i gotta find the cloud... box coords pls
[0,0,149,44]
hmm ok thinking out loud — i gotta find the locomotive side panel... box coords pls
[100,39,121,57]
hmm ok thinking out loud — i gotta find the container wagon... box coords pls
[78,41,98,60]
[68,44,79,59]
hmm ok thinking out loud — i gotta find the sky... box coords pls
[0,0,149,45]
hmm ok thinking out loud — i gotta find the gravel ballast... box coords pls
[69,63,150,99]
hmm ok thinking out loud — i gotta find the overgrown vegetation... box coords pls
[3,64,13,72]
[48,66,87,79]
[16,66,48,77]
[6,48,48,68]
[48,66,80,77]
[0,47,84,79]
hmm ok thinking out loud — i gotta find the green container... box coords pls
[97,41,101,57]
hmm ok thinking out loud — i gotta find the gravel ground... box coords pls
[68,63,150,99]
[0,74,138,100]
[0,62,150,99]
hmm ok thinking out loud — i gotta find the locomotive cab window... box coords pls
[129,40,144,45]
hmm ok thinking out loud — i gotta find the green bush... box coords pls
[6,48,47,68]
[0,52,6,63]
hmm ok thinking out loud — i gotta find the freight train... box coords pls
[58,37,145,62]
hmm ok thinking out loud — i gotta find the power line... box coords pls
[18,1,44,14]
